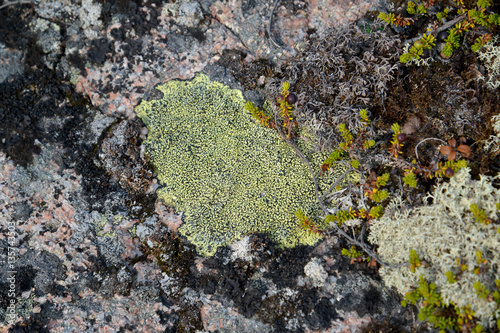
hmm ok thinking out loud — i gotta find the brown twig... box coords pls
[403,13,467,46]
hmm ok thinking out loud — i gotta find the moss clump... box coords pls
[136,73,357,256]
[368,168,500,328]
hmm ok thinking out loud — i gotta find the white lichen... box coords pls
[304,258,328,288]
[78,0,103,40]
[477,36,500,90]
[159,272,181,296]
[177,1,204,27]
[483,113,500,153]
[229,236,253,262]
[369,168,500,327]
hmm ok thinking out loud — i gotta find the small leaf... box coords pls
[457,145,471,156]
[391,123,401,133]
[440,145,453,155]
[325,215,335,223]
[448,150,457,161]
[445,271,456,283]
[282,81,290,92]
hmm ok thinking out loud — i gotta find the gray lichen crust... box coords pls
[136,73,357,256]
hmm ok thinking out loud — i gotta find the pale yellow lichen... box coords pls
[135,73,358,256]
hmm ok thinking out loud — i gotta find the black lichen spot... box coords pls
[305,295,339,330]
[190,247,263,317]
[263,244,313,289]
[358,286,382,317]
[110,27,125,39]
[88,38,111,65]
[0,68,90,166]
[16,266,37,293]
[120,38,143,57]
[116,324,137,333]
[187,27,206,43]
[67,51,87,74]
[0,3,32,51]
[155,295,180,332]
[9,313,51,333]
[100,0,163,36]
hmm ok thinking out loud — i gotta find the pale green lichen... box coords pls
[136,73,358,256]
[368,168,500,327]
[477,36,500,90]
[128,225,137,238]
[93,213,123,238]
[483,113,500,153]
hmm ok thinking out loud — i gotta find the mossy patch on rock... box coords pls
[136,73,357,256]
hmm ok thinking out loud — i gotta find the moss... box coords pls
[136,73,358,256]
[368,168,500,328]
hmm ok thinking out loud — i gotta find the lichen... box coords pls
[266,20,401,151]
[477,36,500,90]
[368,168,500,327]
[93,212,124,238]
[135,73,358,256]
[483,113,500,153]
[304,258,328,288]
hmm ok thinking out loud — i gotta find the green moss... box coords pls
[136,73,358,256]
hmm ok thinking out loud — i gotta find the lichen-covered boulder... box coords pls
[135,73,356,256]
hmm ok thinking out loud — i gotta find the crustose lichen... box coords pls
[135,73,356,256]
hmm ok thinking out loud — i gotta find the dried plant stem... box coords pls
[320,163,356,203]
[403,13,467,46]
[0,0,31,9]
[415,137,446,165]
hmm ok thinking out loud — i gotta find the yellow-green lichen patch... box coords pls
[136,73,356,256]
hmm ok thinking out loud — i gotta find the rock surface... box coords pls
[0,0,420,332]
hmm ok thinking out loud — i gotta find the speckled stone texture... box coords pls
[0,0,416,332]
